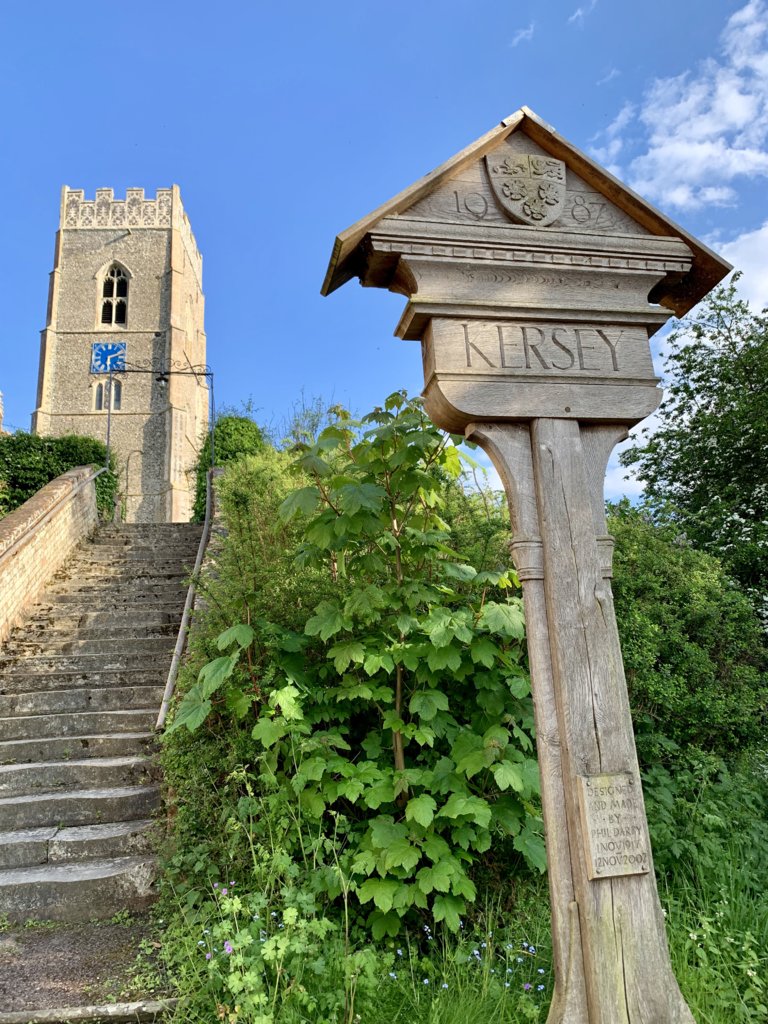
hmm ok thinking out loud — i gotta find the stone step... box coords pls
[0,652,174,676]
[0,709,157,741]
[0,732,156,765]
[31,609,178,630]
[0,685,164,719]
[2,636,176,659]
[0,819,154,870]
[45,570,190,588]
[0,855,157,921]
[45,578,188,599]
[0,668,167,695]
[41,586,187,605]
[17,622,179,644]
[0,755,157,797]
[0,784,159,831]
[72,550,198,564]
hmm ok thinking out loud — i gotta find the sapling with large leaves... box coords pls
[169,393,543,937]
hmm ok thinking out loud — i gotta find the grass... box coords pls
[665,842,768,1022]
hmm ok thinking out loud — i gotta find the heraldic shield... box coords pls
[485,150,566,227]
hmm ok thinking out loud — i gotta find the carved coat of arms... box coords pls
[485,152,566,227]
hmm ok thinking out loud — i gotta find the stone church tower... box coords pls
[32,186,208,522]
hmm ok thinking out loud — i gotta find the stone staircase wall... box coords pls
[0,521,203,921]
[0,466,101,645]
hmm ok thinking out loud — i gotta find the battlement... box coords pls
[60,185,202,284]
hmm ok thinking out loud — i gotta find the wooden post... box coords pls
[321,106,732,1023]
[470,420,695,1022]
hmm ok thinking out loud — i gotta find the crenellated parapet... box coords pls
[62,187,173,230]
[60,186,202,284]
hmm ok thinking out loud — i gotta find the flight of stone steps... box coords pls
[0,522,202,922]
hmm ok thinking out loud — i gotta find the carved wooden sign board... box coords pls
[322,108,731,1024]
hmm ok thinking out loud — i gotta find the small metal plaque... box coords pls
[577,773,650,880]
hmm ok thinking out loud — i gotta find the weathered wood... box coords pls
[467,422,588,1023]
[529,419,694,1022]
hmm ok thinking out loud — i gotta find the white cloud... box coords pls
[569,0,598,26]
[510,23,535,47]
[719,222,768,308]
[597,68,620,86]
[591,0,768,210]
[591,101,635,165]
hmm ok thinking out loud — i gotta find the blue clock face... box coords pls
[91,342,126,374]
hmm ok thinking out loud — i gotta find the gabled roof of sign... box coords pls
[321,106,731,317]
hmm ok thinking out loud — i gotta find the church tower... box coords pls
[32,186,208,522]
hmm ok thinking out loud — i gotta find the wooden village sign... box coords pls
[322,108,731,1023]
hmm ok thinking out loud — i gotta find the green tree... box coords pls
[192,414,265,521]
[608,500,767,765]
[621,277,768,607]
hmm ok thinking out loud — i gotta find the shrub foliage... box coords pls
[0,431,117,518]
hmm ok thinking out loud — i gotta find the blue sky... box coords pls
[1,0,766,497]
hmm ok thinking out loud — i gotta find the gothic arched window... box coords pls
[100,265,129,325]
[93,379,122,412]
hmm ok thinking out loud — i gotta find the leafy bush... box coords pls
[192,414,265,521]
[608,500,767,765]
[165,394,542,944]
[0,431,117,518]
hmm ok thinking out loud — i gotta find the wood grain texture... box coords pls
[422,376,661,432]
[467,421,589,1024]
[530,419,695,1023]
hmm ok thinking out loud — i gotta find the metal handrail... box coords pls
[156,468,216,730]
[0,466,107,571]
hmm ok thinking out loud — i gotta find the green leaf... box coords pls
[470,637,500,669]
[362,652,395,677]
[336,482,386,514]
[370,817,406,849]
[455,749,487,778]
[216,623,255,650]
[225,687,253,719]
[166,689,212,734]
[514,822,547,873]
[305,600,346,641]
[509,675,531,699]
[297,452,333,477]
[357,879,400,913]
[328,640,366,673]
[269,684,303,721]
[363,781,395,809]
[409,689,450,721]
[442,562,477,582]
[300,788,326,818]
[416,860,453,894]
[492,760,525,792]
[479,600,526,638]
[198,654,237,697]
[384,838,421,872]
[344,585,387,619]
[425,645,463,672]
[369,910,401,940]
[432,894,464,931]
[279,485,321,521]
[251,717,286,748]
[521,758,541,796]
[437,794,492,828]
[405,794,437,828]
